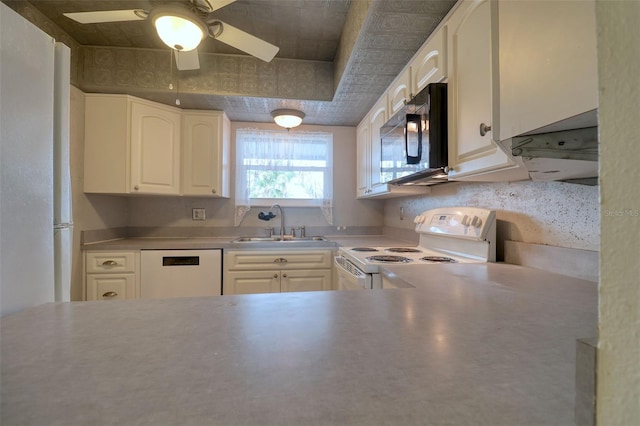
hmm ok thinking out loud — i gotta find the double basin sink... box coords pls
[230,236,328,243]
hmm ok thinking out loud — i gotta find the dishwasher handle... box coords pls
[162,256,200,266]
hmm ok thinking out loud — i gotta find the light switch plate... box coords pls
[192,208,206,220]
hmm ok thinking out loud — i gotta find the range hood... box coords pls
[509,110,598,185]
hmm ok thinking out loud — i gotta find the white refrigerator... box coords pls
[0,4,72,316]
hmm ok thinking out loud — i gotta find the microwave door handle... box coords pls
[405,115,422,164]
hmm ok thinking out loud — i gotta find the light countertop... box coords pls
[0,263,596,425]
[81,235,417,251]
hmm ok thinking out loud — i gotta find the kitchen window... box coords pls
[234,129,333,225]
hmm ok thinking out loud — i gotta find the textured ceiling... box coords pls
[4,0,456,126]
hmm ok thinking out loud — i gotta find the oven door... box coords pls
[334,256,370,290]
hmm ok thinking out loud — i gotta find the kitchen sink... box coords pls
[230,236,328,243]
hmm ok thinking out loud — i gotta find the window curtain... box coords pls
[235,129,333,226]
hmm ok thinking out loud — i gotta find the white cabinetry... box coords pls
[495,0,598,140]
[387,67,412,116]
[223,250,333,295]
[84,94,230,196]
[356,117,371,198]
[411,26,447,94]
[84,251,139,301]
[181,110,231,197]
[130,100,181,194]
[84,95,181,195]
[446,0,527,181]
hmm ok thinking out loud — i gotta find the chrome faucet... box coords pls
[271,203,285,239]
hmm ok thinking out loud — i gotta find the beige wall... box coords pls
[126,121,383,229]
[596,0,640,423]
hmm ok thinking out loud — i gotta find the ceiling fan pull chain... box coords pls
[169,50,174,90]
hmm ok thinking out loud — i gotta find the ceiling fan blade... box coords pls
[174,49,200,71]
[212,20,279,62]
[198,0,237,13]
[63,10,147,24]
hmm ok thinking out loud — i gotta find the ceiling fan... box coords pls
[63,0,280,71]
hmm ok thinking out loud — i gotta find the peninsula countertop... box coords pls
[0,263,597,425]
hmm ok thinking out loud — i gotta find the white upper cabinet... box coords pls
[495,0,598,141]
[368,96,388,191]
[181,110,230,197]
[411,26,447,94]
[84,94,230,196]
[130,100,181,195]
[356,117,371,198]
[85,94,181,195]
[446,0,527,181]
[387,67,412,116]
[387,25,447,117]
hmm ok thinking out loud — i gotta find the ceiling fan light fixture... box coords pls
[151,6,206,51]
[272,109,305,129]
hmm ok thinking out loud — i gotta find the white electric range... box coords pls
[334,207,497,290]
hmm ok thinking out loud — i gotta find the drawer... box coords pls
[86,252,136,273]
[225,250,333,270]
[86,274,136,300]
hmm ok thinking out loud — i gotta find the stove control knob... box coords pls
[461,215,470,226]
[471,216,482,227]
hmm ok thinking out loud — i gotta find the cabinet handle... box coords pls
[134,185,140,191]
[102,291,118,298]
[211,188,217,194]
[102,260,118,266]
[282,273,287,278]
[273,258,288,263]
[479,123,492,137]
[273,274,278,279]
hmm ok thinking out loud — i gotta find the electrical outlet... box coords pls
[192,208,206,221]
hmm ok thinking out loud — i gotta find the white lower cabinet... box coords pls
[86,274,136,301]
[84,251,140,301]
[223,250,333,295]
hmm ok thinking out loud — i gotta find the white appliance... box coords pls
[335,207,497,290]
[1,4,72,316]
[140,250,222,299]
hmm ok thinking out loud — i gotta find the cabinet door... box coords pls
[223,270,280,295]
[182,111,230,197]
[411,26,447,94]
[387,67,412,115]
[356,118,371,198]
[447,0,517,180]
[281,269,332,293]
[83,95,129,193]
[496,0,597,140]
[130,100,181,194]
[86,274,135,300]
[368,97,388,190]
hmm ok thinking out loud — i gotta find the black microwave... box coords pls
[379,83,448,186]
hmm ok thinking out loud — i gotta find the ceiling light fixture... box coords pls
[272,109,305,129]
[149,6,207,52]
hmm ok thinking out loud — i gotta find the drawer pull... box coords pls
[273,274,278,279]
[102,291,118,298]
[102,260,119,267]
[273,257,288,263]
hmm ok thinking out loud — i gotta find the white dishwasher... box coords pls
[140,249,222,299]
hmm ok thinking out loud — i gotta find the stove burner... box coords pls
[420,256,457,263]
[366,255,413,263]
[350,247,379,252]
[386,247,422,253]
